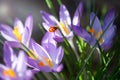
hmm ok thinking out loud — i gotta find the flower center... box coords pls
[88,28,104,44]
[60,21,69,35]
[13,27,22,42]
[38,56,53,67]
[3,68,16,78]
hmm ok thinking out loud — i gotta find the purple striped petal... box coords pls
[60,5,71,26]
[40,11,58,25]
[90,12,102,32]
[102,9,115,30]
[0,24,17,41]
[73,2,83,26]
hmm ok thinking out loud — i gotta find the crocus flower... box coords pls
[0,42,33,80]
[73,9,116,50]
[40,4,73,42]
[26,39,64,72]
[0,15,33,47]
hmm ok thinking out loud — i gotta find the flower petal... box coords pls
[0,24,17,41]
[102,9,115,30]
[30,39,51,61]
[73,2,83,26]
[42,22,56,32]
[3,42,14,67]
[14,18,24,34]
[16,51,26,74]
[56,46,64,64]
[60,5,71,26]
[52,64,63,72]
[90,12,102,32]
[73,26,91,43]
[40,11,58,25]
[22,26,30,46]
[102,25,116,50]
[41,32,57,48]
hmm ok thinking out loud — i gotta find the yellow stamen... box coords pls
[60,22,69,35]
[13,27,22,42]
[38,61,45,66]
[3,69,16,78]
[88,28,95,33]
[89,28,104,44]
[43,56,53,67]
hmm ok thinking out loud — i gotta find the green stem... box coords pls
[57,0,62,5]
[45,0,57,18]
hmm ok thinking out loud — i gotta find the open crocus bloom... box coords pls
[0,42,33,80]
[73,9,116,50]
[41,4,73,42]
[0,15,33,47]
[27,39,64,72]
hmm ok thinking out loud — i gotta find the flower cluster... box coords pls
[0,1,116,80]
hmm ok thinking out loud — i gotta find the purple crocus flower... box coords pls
[73,9,116,50]
[40,4,73,42]
[0,15,33,47]
[27,39,64,72]
[0,42,33,80]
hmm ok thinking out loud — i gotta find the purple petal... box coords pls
[0,24,17,41]
[73,26,91,43]
[14,18,24,34]
[102,9,115,30]
[16,51,26,74]
[42,22,51,31]
[22,26,30,46]
[45,42,58,62]
[25,15,33,41]
[73,2,83,26]
[52,64,63,72]
[56,46,64,64]
[26,56,40,69]
[27,56,52,72]
[22,15,33,46]
[102,25,116,50]
[60,5,71,26]
[5,41,21,48]
[54,30,64,42]
[25,70,33,80]
[30,39,51,61]
[40,11,58,25]
[90,12,102,32]
[3,42,14,67]
[41,32,57,48]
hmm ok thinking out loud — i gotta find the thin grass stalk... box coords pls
[45,0,57,18]
[57,0,62,5]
